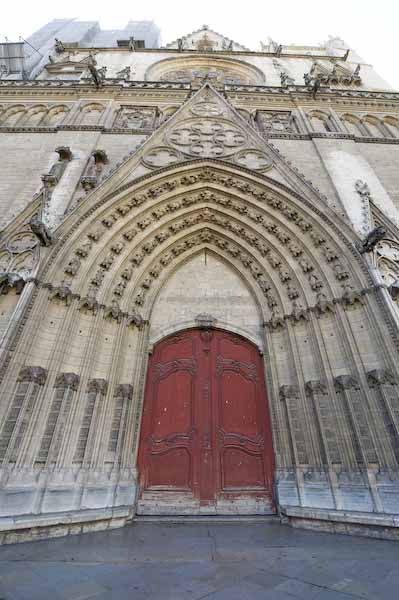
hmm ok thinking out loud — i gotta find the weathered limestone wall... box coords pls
[149,252,263,346]
[0,129,146,228]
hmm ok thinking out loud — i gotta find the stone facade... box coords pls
[1,23,399,542]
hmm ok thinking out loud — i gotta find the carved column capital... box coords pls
[305,380,327,395]
[17,366,48,385]
[334,374,359,391]
[54,372,80,390]
[87,378,108,395]
[366,369,398,387]
[114,384,133,399]
[279,384,299,400]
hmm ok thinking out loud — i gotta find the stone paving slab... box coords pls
[0,521,398,599]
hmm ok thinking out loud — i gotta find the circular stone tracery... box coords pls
[167,119,247,158]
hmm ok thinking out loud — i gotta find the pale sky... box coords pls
[2,0,398,89]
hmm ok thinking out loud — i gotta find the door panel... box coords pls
[137,328,275,515]
[218,369,259,437]
[221,448,265,488]
[148,448,192,489]
[153,368,194,437]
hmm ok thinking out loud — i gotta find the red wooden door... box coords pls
[137,329,275,515]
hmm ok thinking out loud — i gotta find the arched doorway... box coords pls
[137,328,275,515]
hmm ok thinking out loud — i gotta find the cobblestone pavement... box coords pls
[0,520,398,599]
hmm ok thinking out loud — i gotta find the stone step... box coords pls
[133,514,279,524]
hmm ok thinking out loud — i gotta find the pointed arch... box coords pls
[147,247,265,348]
[41,160,369,302]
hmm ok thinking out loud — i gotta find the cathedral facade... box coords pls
[1,21,399,543]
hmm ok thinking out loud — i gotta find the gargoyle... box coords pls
[359,226,386,254]
[29,215,52,247]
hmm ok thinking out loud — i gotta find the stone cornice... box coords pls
[1,81,397,101]
[38,45,350,61]
[225,84,399,100]
[0,80,191,91]
[0,125,398,145]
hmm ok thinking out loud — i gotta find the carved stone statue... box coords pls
[0,272,26,295]
[104,299,122,322]
[360,226,386,253]
[88,63,105,87]
[29,215,52,246]
[116,66,131,80]
[78,288,98,314]
[388,279,399,302]
[65,257,81,276]
[50,281,73,305]
[127,310,144,329]
[54,38,65,54]
[113,281,127,297]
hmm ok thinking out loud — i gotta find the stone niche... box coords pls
[256,110,296,134]
[113,106,158,130]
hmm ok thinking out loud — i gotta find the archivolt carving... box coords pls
[65,206,313,309]
[60,190,358,317]
[40,164,372,327]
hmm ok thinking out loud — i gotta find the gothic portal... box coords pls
[1,22,399,542]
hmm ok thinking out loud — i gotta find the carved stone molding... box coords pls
[87,378,108,394]
[54,372,80,390]
[279,384,299,400]
[114,384,133,399]
[17,366,47,385]
[334,374,359,391]
[366,369,398,387]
